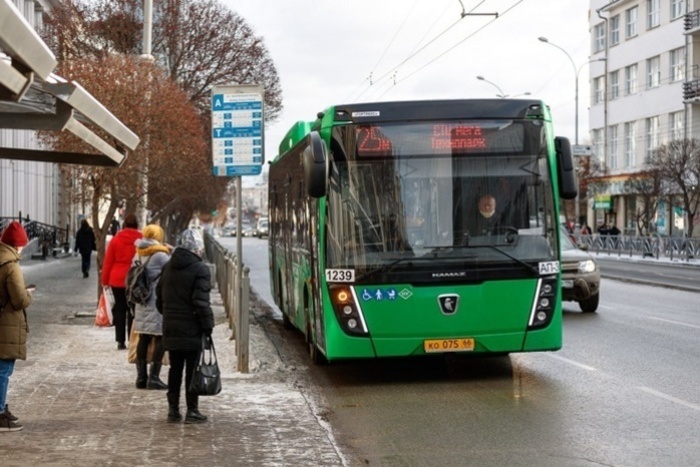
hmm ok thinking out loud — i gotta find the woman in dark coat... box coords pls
[156,228,214,424]
[74,219,96,278]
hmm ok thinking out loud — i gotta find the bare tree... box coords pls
[42,0,283,239]
[40,55,209,280]
[623,170,665,235]
[647,139,700,237]
[43,0,283,120]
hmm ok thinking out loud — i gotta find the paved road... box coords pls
[0,255,346,466]
[596,256,700,292]
[228,236,700,467]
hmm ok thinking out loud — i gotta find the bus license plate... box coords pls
[424,338,475,353]
[561,280,574,288]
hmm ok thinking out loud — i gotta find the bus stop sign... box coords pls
[211,84,264,177]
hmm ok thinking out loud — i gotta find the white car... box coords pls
[560,229,601,312]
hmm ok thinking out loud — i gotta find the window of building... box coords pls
[594,76,605,104]
[626,6,638,38]
[646,56,661,89]
[670,47,685,82]
[625,64,638,94]
[625,121,637,167]
[647,0,660,29]
[671,0,686,20]
[609,125,618,169]
[670,111,684,140]
[645,116,659,160]
[593,129,604,164]
[610,70,620,100]
[610,15,620,46]
[594,23,606,53]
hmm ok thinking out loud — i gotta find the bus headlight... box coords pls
[329,285,369,336]
[528,276,557,329]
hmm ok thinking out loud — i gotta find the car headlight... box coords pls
[578,259,596,273]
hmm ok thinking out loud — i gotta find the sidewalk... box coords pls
[0,255,346,466]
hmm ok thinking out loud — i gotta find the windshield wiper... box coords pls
[479,245,539,274]
[421,244,539,275]
[355,255,433,282]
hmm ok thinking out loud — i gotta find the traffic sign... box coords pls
[572,144,593,157]
[211,84,264,177]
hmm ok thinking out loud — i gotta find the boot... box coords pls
[185,392,207,424]
[167,392,181,423]
[135,359,147,389]
[147,363,168,390]
[167,407,182,423]
[185,407,207,424]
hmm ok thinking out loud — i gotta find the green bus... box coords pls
[268,99,576,363]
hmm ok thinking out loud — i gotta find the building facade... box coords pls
[0,0,58,227]
[589,0,699,236]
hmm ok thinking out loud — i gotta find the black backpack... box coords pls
[125,255,157,306]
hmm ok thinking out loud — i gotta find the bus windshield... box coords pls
[325,120,558,276]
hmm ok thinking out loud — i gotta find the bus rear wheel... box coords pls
[306,309,327,365]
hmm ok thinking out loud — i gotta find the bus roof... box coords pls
[274,99,552,161]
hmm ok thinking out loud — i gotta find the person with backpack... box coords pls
[131,224,171,390]
[101,213,142,350]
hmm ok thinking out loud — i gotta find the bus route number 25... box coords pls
[325,269,355,283]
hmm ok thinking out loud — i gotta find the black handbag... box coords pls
[189,335,222,396]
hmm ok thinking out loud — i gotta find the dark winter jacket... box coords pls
[0,242,32,360]
[101,228,142,289]
[155,248,214,351]
[74,223,96,256]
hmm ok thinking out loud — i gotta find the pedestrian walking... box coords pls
[132,224,171,390]
[0,221,33,432]
[109,217,120,236]
[156,228,214,424]
[101,213,142,350]
[74,219,96,278]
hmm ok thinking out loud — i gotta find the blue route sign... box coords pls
[211,84,264,177]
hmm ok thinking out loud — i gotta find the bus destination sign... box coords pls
[356,122,523,157]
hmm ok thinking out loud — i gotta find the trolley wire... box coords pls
[375,0,525,99]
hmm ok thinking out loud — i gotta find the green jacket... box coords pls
[0,242,32,360]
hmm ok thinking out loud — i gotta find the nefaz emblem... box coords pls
[437,294,460,315]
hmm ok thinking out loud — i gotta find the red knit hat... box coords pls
[1,221,29,248]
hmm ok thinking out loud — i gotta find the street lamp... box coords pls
[538,37,605,229]
[476,76,530,98]
[476,75,506,98]
[538,37,580,144]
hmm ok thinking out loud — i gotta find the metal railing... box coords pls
[204,232,250,373]
[573,233,699,261]
[1,215,69,258]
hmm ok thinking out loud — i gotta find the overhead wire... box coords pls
[377,0,525,98]
[343,0,420,103]
[351,0,478,102]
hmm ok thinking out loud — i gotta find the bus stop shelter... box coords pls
[0,0,139,166]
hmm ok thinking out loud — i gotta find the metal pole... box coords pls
[539,37,580,226]
[235,176,243,346]
[237,266,250,373]
[476,75,506,98]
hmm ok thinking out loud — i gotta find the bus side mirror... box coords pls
[555,136,577,200]
[303,131,328,198]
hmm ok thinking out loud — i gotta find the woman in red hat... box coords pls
[0,221,34,432]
